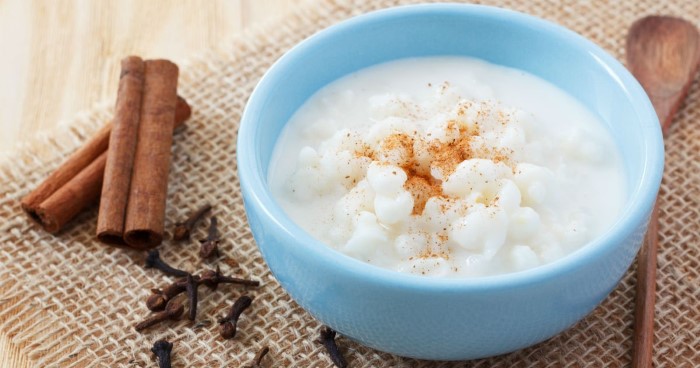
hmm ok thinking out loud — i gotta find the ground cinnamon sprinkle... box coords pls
[489,147,515,167]
[420,240,451,260]
[355,143,376,160]
[380,133,414,164]
[409,232,451,263]
[403,174,441,215]
[416,249,451,261]
[378,123,479,215]
[428,121,477,178]
[351,113,518,217]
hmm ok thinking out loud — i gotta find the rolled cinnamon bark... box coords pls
[22,96,190,233]
[21,124,110,219]
[34,153,107,233]
[97,56,146,245]
[123,60,179,249]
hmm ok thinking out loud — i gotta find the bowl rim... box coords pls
[237,3,664,292]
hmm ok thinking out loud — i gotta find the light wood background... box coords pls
[0,0,293,158]
[0,1,293,366]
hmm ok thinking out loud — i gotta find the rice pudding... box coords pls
[268,56,625,277]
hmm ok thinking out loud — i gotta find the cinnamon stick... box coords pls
[33,153,107,233]
[123,60,179,249]
[21,96,190,233]
[21,124,111,224]
[97,56,146,245]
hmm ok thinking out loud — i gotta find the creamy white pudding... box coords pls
[268,56,625,277]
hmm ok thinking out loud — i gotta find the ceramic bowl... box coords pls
[237,4,663,360]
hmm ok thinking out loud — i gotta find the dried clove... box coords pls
[146,269,259,311]
[144,250,189,277]
[218,295,253,339]
[247,345,270,368]
[147,278,188,311]
[135,298,184,332]
[151,339,173,368]
[200,265,260,289]
[185,273,198,321]
[199,216,220,259]
[318,326,347,368]
[173,203,212,241]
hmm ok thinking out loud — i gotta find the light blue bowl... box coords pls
[237,4,663,360]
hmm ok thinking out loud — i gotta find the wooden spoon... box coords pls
[626,15,700,368]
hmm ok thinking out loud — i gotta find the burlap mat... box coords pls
[0,0,698,366]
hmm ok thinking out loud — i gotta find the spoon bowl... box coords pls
[627,16,700,131]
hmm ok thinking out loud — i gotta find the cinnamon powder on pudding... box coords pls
[355,119,512,216]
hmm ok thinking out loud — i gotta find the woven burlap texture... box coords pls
[0,0,698,367]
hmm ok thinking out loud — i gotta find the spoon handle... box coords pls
[632,204,658,368]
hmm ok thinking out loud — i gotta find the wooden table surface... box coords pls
[0,1,293,366]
